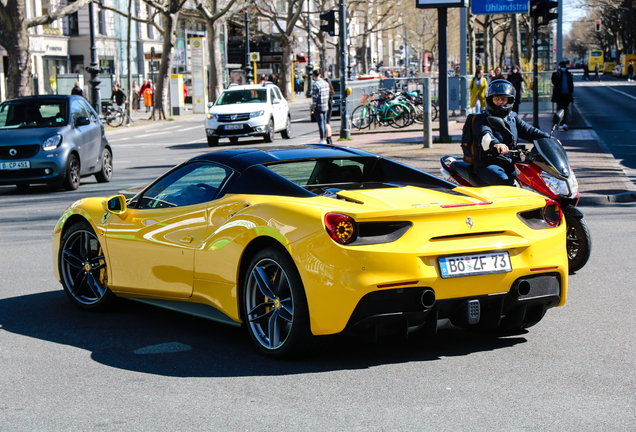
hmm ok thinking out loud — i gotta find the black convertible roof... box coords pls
[189,144,377,172]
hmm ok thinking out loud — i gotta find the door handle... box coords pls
[180,235,194,243]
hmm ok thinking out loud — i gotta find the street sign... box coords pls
[471,0,529,15]
[249,52,260,62]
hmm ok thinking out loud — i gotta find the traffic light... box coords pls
[530,0,558,26]
[320,10,336,36]
[595,20,601,32]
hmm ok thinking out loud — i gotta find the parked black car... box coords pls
[310,79,341,122]
[0,95,112,190]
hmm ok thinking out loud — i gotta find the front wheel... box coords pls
[59,221,116,310]
[241,247,312,359]
[107,111,123,127]
[62,154,80,191]
[281,116,291,139]
[565,216,592,273]
[351,105,370,130]
[207,136,218,147]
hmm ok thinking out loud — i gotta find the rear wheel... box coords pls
[281,116,291,139]
[62,154,80,191]
[59,220,115,310]
[207,136,218,147]
[241,247,312,359]
[388,105,410,128]
[565,216,592,273]
[94,148,113,183]
[263,119,274,143]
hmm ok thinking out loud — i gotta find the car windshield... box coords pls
[0,100,68,129]
[216,90,267,105]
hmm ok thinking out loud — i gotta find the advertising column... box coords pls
[190,37,208,114]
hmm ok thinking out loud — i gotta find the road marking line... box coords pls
[143,125,181,132]
[135,131,173,138]
[176,125,203,132]
[603,85,636,101]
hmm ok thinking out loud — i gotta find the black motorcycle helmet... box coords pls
[485,79,516,118]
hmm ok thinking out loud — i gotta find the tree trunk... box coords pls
[512,14,522,69]
[207,19,224,101]
[483,17,492,72]
[126,0,132,117]
[152,11,179,120]
[1,14,33,98]
[279,39,293,100]
[468,14,475,74]
[361,36,369,73]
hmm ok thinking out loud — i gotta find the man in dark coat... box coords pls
[506,65,525,113]
[551,60,574,131]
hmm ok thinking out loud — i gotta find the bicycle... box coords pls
[104,103,133,127]
[351,91,412,130]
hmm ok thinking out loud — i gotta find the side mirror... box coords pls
[75,116,90,127]
[102,195,128,215]
[207,102,213,108]
[272,98,280,104]
[550,109,565,137]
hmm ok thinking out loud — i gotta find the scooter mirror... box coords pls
[486,116,512,134]
[553,109,564,127]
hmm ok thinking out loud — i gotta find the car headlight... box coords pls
[540,171,569,196]
[250,110,265,118]
[207,113,218,120]
[42,134,62,151]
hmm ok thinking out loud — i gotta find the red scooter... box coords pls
[440,111,591,273]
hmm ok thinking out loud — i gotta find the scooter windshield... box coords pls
[533,138,571,178]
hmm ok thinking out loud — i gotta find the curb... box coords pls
[579,191,636,205]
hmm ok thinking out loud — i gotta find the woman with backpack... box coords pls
[470,68,488,111]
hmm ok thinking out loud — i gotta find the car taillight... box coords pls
[543,199,563,227]
[324,213,358,245]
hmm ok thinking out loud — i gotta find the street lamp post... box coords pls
[85,1,102,116]
[305,0,313,98]
[244,8,253,84]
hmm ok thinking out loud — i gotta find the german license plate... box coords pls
[438,252,512,279]
[224,124,243,130]
[0,161,30,170]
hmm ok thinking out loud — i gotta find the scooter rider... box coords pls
[473,80,549,186]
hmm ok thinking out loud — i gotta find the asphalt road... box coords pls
[0,94,635,431]
[572,73,636,183]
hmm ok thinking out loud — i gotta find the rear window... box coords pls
[0,99,68,129]
[267,158,369,186]
[591,52,602,57]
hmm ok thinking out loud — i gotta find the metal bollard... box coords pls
[422,77,432,149]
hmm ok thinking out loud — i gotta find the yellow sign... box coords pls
[249,52,260,62]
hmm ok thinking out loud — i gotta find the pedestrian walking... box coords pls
[311,69,330,145]
[551,60,574,131]
[142,81,154,112]
[592,63,601,81]
[582,65,591,80]
[506,65,525,114]
[71,81,84,97]
[470,68,488,111]
[132,80,140,113]
[628,60,634,82]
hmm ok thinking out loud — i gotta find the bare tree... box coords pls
[195,0,246,102]
[0,0,94,98]
[351,0,401,73]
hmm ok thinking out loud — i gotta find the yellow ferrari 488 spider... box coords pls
[52,145,568,358]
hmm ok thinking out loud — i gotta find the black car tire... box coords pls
[94,148,113,183]
[241,247,312,359]
[62,153,81,191]
[59,220,116,311]
[566,216,592,274]
[281,116,291,139]
[207,136,219,147]
[229,137,239,144]
[263,119,274,143]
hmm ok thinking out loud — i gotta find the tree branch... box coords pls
[26,0,93,28]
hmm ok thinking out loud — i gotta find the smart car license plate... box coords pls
[438,252,512,279]
[224,124,243,130]
[0,161,30,170]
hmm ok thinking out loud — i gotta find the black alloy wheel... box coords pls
[59,221,115,310]
[565,216,592,274]
[62,154,81,191]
